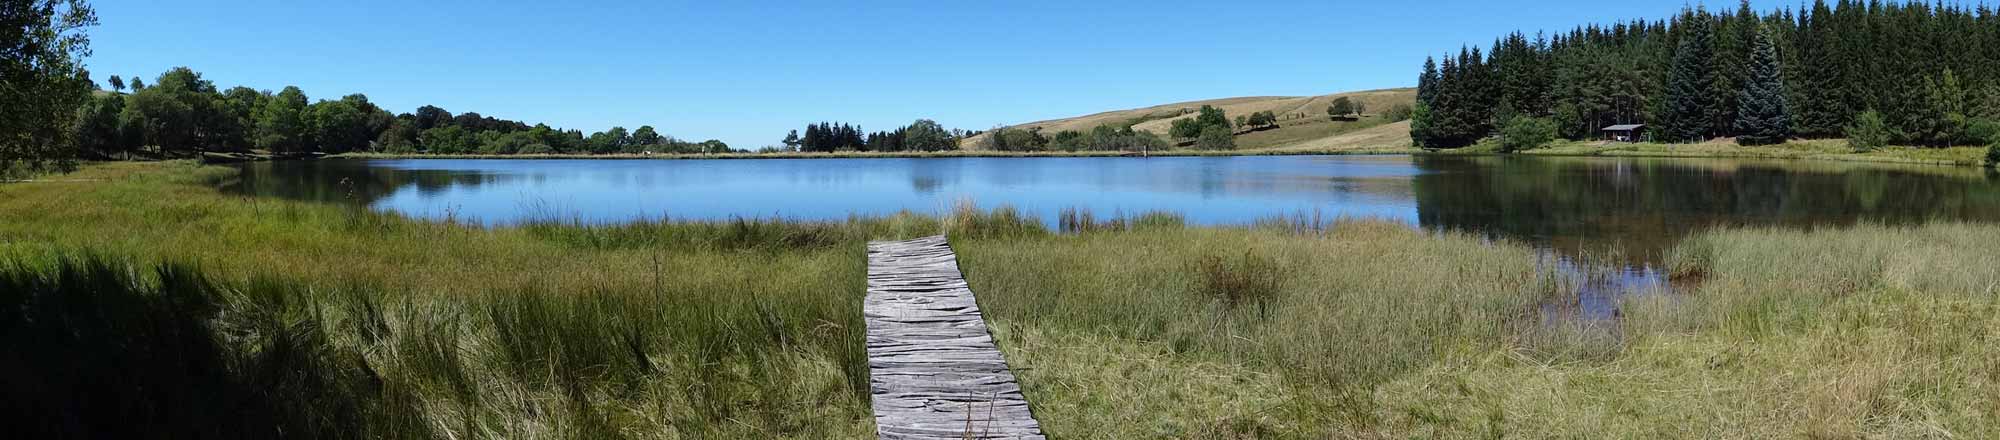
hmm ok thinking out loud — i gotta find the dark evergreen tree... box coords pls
[1735,25,1790,146]
[1661,7,1717,143]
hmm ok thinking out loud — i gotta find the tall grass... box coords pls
[8,161,1999,438]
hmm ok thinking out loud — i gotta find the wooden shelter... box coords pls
[1601,124,1645,142]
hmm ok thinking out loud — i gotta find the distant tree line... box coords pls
[782,119,962,153]
[979,124,1170,152]
[1412,1,2000,150]
[67,66,735,159]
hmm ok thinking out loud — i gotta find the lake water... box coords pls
[229,155,2000,319]
[230,155,2000,255]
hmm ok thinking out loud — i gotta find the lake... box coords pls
[229,155,2000,266]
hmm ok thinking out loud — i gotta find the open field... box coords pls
[4,162,1997,438]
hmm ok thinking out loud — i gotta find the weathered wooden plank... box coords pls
[864,235,1044,439]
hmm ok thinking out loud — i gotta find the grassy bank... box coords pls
[1520,138,1990,167]
[4,162,1996,437]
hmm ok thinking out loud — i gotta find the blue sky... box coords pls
[86,0,1792,148]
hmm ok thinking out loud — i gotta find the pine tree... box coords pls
[1661,8,1717,143]
[1735,25,1790,146]
[1417,57,1440,106]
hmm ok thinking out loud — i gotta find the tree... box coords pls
[1328,96,1355,118]
[72,94,124,158]
[903,119,954,151]
[1194,124,1235,150]
[106,74,122,93]
[418,126,471,154]
[253,86,312,152]
[1661,8,1718,143]
[1846,109,1889,152]
[1169,118,1203,139]
[309,99,369,153]
[126,76,140,90]
[413,105,451,131]
[1917,70,1968,147]
[631,125,663,146]
[2,0,97,175]
[1498,116,1557,152]
[1194,105,1230,130]
[375,120,418,153]
[781,130,800,150]
[1734,25,1790,146]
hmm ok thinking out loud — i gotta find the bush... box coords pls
[1497,116,1558,153]
[1195,124,1236,150]
[1847,110,1891,152]
[1967,117,2000,146]
[1987,140,1999,168]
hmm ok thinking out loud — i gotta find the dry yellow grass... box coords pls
[962,88,1416,150]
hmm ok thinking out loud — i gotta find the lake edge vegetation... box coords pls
[4,160,1997,437]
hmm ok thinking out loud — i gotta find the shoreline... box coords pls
[311,140,1991,168]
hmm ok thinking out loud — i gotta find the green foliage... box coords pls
[418,125,471,154]
[1328,96,1355,117]
[901,119,955,151]
[1734,25,1790,146]
[1846,110,1891,152]
[254,86,312,152]
[1046,124,1168,152]
[1195,124,1235,150]
[1662,7,1717,143]
[1988,141,1999,168]
[983,126,1048,151]
[1497,115,1557,152]
[1,0,97,176]
[1419,2,2000,149]
[1171,105,1234,140]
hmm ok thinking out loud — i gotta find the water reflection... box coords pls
[230,155,2000,268]
[1410,156,2000,265]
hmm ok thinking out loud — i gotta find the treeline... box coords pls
[1413,0,2000,149]
[980,124,1171,152]
[73,67,736,158]
[779,119,961,153]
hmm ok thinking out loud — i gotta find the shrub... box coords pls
[1847,109,1891,152]
[1195,124,1236,150]
[1987,140,1999,168]
[1497,116,1558,153]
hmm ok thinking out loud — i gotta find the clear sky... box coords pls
[84,0,1793,148]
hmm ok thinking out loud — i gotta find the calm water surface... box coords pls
[231,155,2000,317]
[230,156,2000,254]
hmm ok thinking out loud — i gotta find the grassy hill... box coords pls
[963,87,1417,152]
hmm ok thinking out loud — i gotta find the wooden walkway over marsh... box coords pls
[864,236,1045,439]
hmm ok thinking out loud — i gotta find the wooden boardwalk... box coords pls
[864,235,1045,439]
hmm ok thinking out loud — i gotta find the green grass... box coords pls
[1521,138,1990,167]
[5,161,1998,438]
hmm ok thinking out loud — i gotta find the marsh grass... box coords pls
[8,161,2000,438]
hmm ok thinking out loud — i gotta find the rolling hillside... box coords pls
[963,87,1417,151]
